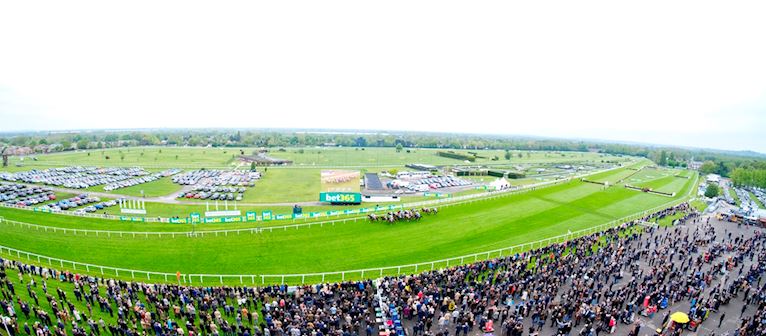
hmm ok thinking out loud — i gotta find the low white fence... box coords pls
[0,164,628,224]
[0,168,617,238]
[0,194,691,286]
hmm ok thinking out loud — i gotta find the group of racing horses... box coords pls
[368,207,438,223]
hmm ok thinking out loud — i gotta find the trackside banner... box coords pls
[319,192,362,204]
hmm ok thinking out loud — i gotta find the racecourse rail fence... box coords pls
[0,164,634,235]
[0,179,606,238]
[0,179,696,286]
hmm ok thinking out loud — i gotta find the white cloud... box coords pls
[1,0,765,151]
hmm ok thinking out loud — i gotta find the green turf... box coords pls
[2,148,635,211]
[1,165,644,227]
[245,168,323,202]
[0,174,694,279]
[0,221,653,336]
[624,167,673,184]
[749,191,765,209]
[586,167,638,184]
[690,199,708,212]
[656,211,687,227]
[729,188,741,207]
[6,147,241,169]
[0,154,691,286]
[4,147,630,170]
[633,176,688,194]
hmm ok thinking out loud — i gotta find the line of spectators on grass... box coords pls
[1,202,766,336]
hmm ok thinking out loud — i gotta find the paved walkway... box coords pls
[394,214,763,335]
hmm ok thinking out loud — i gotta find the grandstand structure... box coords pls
[364,173,385,190]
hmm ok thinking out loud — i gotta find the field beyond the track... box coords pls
[0,166,696,281]
[6,146,621,169]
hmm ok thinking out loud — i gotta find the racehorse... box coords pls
[367,207,435,223]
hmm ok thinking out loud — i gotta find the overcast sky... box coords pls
[1,1,765,152]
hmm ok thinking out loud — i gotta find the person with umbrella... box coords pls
[666,312,690,334]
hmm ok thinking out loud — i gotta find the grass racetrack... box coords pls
[0,166,697,283]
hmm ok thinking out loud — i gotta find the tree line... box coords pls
[729,161,766,189]
[1,129,764,176]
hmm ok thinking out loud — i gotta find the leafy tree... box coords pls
[76,139,89,150]
[716,161,730,176]
[699,161,717,175]
[731,167,766,188]
[10,136,29,146]
[658,150,668,166]
[504,150,511,160]
[355,137,367,147]
[250,162,256,171]
[396,144,403,153]
[704,184,719,198]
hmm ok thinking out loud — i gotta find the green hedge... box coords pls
[437,151,476,162]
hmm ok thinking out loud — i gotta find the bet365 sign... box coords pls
[320,192,362,204]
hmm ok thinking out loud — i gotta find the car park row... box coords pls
[0,166,159,189]
[171,169,260,186]
[103,168,181,191]
[387,175,471,192]
[37,194,118,214]
[171,170,222,185]
[1,181,118,213]
[733,187,762,211]
[174,170,261,201]
[178,186,247,201]
[1,183,56,207]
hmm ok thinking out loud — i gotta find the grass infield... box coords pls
[0,166,696,279]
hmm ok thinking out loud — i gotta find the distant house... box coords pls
[117,140,138,147]
[32,144,58,153]
[7,146,33,155]
[689,160,703,170]
[706,174,721,184]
